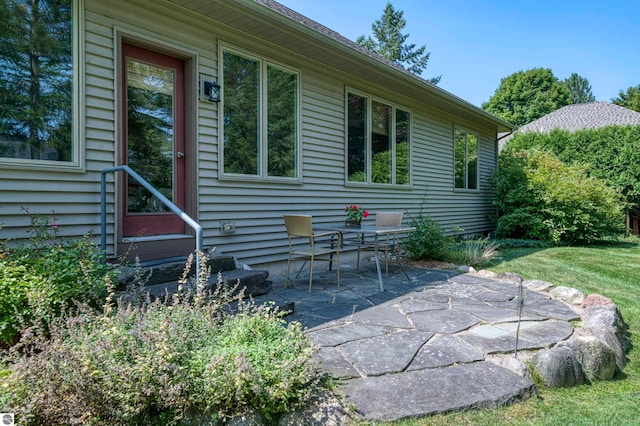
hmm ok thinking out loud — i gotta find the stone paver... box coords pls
[252,262,577,422]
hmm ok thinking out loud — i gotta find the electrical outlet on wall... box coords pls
[220,220,236,234]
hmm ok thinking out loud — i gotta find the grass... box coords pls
[363,240,640,426]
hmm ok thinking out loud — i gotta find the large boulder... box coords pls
[582,305,630,352]
[549,286,585,305]
[523,279,554,292]
[532,345,584,388]
[562,335,616,382]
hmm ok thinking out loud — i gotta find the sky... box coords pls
[275,0,640,107]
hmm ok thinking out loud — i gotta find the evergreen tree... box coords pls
[356,2,440,84]
[563,72,595,104]
[612,84,640,112]
[0,0,73,161]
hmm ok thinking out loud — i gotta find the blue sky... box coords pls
[276,0,640,107]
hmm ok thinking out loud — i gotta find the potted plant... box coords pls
[345,205,369,227]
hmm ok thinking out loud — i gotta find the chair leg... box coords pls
[285,254,292,288]
[336,252,341,287]
[308,255,314,293]
[384,245,389,276]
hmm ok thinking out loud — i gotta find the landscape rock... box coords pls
[456,265,476,273]
[532,345,584,388]
[563,335,616,382]
[549,286,585,305]
[580,293,614,309]
[576,325,626,371]
[500,356,529,377]
[523,279,554,292]
[278,393,352,426]
[496,272,523,285]
[476,269,498,278]
[583,305,630,352]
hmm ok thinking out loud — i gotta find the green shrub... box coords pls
[492,149,626,245]
[404,214,453,260]
[1,253,321,424]
[505,125,640,210]
[0,210,114,347]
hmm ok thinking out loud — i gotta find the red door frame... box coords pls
[121,43,185,236]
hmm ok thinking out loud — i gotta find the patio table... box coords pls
[315,224,416,291]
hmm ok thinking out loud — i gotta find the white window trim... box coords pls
[345,87,412,188]
[453,125,480,192]
[0,0,85,172]
[218,43,302,183]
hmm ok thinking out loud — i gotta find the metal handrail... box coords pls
[100,165,203,269]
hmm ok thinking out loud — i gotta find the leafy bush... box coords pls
[491,149,626,245]
[0,210,114,347]
[505,125,640,210]
[404,214,453,260]
[1,253,321,424]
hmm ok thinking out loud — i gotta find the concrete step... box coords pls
[124,268,271,300]
[117,254,237,288]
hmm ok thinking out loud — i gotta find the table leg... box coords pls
[374,234,384,292]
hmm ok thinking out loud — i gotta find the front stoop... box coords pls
[115,254,290,311]
[117,254,237,287]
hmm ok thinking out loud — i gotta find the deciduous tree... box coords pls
[482,68,571,127]
[612,84,640,112]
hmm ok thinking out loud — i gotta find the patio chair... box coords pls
[283,214,341,292]
[356,211,404,275]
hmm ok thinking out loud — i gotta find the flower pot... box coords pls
[345,219,361,228]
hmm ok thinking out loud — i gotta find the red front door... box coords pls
[121,44,185,237]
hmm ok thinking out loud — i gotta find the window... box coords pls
[454,126,478,190]
[0,0,79,167]
[347,91,410,185]
[221,46,299,180]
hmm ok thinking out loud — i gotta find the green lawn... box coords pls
[376,241,640,426]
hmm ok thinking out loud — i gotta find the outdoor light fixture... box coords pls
[203,80,221,102]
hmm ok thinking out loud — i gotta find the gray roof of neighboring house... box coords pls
[499,102,640,148]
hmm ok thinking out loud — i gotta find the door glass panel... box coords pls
[126,59,174,213]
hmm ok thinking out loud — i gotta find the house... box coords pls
[499,102,640,149]
[0,0,512,274]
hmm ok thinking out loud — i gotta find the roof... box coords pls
[167,0,514,133]
[500,102,640,148]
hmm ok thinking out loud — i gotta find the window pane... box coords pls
[371,101,391,184]
[467,133,478,189]
[267,66,297,178]
[395,109,410,185]
[126,59,174,213]
[223,50,259,175]
[0,0,73,161]
[347,93,366,182]
[454,128,466,189]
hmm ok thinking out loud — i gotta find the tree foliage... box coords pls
[0,0,73,161]
[356,2,440,84]
[504,126,640,211]
[491,148,625,244]
[563,72,595,104]
[482,68,571,127]
[612,84,640,112]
